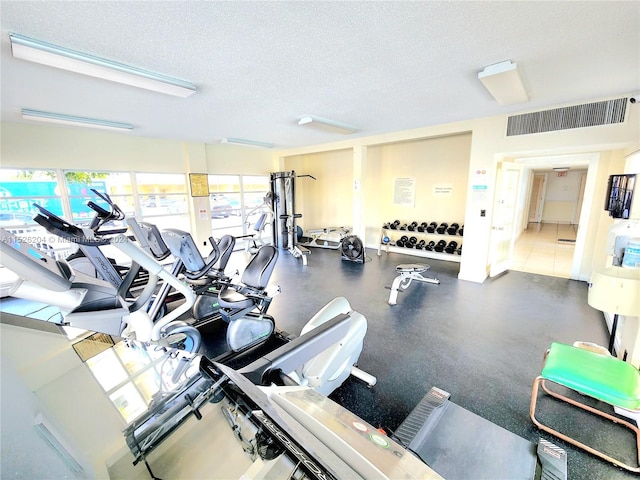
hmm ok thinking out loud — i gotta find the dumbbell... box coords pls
[382,222,390,229]
[382,235,390,244]
[417,222,429,232]
[458,225,464,236]
[425,241,436,251]
[416,239,426,249]
[407,221,418,232]
[436,223,448,234]
[399,223,408,231]
[426,222,438,233]
[389,220,401,230]
[456,245,462,255]
[396,236,406,247]
[444,241,458,254]
[409,236,418,247]
[434,240,447,252]
[447,223,460,235]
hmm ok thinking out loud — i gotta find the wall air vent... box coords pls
[506,98,628,136]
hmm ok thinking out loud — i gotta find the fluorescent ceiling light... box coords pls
[478,60,529,105]
[552,167,570,172]
[298,115,359,134]
[10,33,196,98]
[221,137,274,149]
[21,109,133,132]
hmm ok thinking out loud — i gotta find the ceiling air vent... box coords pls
[506,98,628,136]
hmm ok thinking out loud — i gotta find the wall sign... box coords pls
[393,177,416,207]
[189,173,210,197]
[433,184,453,196]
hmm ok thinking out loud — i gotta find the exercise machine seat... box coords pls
[542,342,640,411]
[218,246,279,315]
[530,341,640,473]
[204,234,235,279]
[396,263,429,273]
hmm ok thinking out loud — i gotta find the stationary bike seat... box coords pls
[396,264,430,273]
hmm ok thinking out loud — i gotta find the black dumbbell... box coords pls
[434,240,447,252]
[425,241,436,251]
[396,237,406,247]
[417,222,428,232]
[436,223,448,234]
[416,239,426,249]
[458,225,464,236]
[456,245,462,255]
[426,222,438,233]
[389,220,401,230]
[407,221,418,232]
[399,223,408,231]
[447,223,460,235]
[405,236,416,248]
[444,241,458,254]
[382,222,390,229]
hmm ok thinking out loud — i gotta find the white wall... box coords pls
[541,169,586,224]
[283,148,354,231]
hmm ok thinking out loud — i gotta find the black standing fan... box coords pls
[341,235,365,263]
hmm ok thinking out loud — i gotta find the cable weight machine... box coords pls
[270,171,313,265]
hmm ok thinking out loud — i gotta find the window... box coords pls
[0,169,73,259]
[208,174,271,249]
[85,341,199,423]
[64,171,134,228]
[0,169,61,228]
[136,173,190,231]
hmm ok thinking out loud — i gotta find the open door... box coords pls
[528,174,546,223]
[489,164,520,277]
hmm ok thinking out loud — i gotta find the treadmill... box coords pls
[392,387,567,479]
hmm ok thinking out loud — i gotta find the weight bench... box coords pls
[530,342,640,473]
[388,263,440,305]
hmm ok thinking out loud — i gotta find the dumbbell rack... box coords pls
[377,221,462,263]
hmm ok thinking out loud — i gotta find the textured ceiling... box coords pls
[1,1,639,149]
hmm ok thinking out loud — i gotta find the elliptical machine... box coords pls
[244,191,275,253]
[0,225,202,359]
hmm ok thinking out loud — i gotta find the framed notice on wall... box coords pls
[189,173,210,197]
[393,177,416,207]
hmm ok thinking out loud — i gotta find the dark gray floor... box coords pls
[210,245,636,480]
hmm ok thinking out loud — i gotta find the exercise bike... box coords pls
[157,226,281,353]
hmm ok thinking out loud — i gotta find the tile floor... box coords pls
[511,222,577,278]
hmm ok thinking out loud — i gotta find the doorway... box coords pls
[512,168,587,278]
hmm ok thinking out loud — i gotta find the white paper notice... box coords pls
[393,177,416,207]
